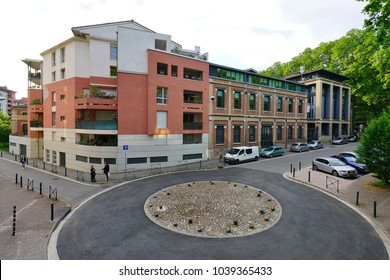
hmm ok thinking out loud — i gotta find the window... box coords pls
[157,111,167,129]
[51,71,56,82]
[60,94,66,100]
[234,92,241,109]
[264,95,270,111]
[61,137,66,142]
[52,92,56,106]
[277,97,283,112]
[298,99,303,114]
[233,125,241,143]
[248,126,256,142]
[76,155,88,162]
[157,63,168,75]
[171,65,178,77]
[184,90,202,104]
[150,156,168,163]
[89,157,102,164]
[52,112,56,126]
[277,126,283,141]
[128,157,147,164]
[155,39,167,51]
[183,153,202,160]
[110,44,117,60]
[216,89,225,108]
[288,99,294,113]
[104,158,116,165]
[297,126,303,140]
[61,68,65,79]
[184,68,202,81]
[60,47,65,63]
[183,134,202,144]
[216,125,224,144]
[51,51,56,66]
[157,87,167,104]
[288,126,293,140]
[110,66,117,76]
[60,116,66,122]
[249,93,256,110]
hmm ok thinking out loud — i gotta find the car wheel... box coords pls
[332,170,339,177]
[281,152,284,156]
[255,156,259,161]
[235,159,239,165]
[270,154,273,158]
[313,164,318,171]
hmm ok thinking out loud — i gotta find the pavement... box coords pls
[1,152,389,260]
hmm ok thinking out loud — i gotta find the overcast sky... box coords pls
[1,0,366,98]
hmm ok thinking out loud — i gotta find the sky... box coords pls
[1,0,367,98]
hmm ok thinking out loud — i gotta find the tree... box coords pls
[0,112,11,145]
[356,107,390,184]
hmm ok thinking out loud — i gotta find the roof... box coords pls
[284,68,349,82]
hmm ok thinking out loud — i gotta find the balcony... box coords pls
[30,104,43,113]
[30,120,43,127]
[75,97,118,110]
[183,122,203,130]
[76,120,118,130]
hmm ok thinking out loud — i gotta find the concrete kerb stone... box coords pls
[283,169,390,259]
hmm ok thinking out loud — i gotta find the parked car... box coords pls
[331,155,367,174]
[332,137,348,145]
[347,135,358,142]
[224,146,259,164]
[260,146,285,158]
[290,142,309,152]
[312,157,358,178]
[307,140,324,150]
[338,151,360,159]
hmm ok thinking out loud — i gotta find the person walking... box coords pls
[102,162,110,181]
[90,165,96,182]
[20,155,26,169]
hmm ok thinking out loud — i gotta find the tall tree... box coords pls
[0,112,11,145]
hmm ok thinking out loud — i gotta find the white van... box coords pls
[224,146,259,164]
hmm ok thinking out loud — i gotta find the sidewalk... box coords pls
[285,167,390,243]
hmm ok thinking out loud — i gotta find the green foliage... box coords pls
[0,112,11,144]
[356,108,390,184]
[31,98,42,105]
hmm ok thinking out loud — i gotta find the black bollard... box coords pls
[299,161,301,170]
[308,171,311,182]
[40,182,42,195]
[51,203,54,221]
[373,201,377,218]
[290,164,292,173]
[356,191,359,205]
[293,167,296,178]
[12,206,16,236]
[65,167,67,177]
[20,176,23,188]
[15,173,18,184]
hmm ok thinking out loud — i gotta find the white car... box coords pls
[312,157,358,178]
[307,140,324,150]
[224,146,259,164]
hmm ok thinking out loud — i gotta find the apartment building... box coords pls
[0,86,16,116]
[208,64,308,157]
[11,20,209,172]
[285,69,351,142]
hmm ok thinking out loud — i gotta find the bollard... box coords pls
[20,176,23,188]
[40,182,42,195]
[308,171,311,182]
[299,161,301,170]
[356,191,359,205]
[43,162,45,170]
[373,201,377,218]
[0,151,2,157]
[290,164,292,173]
[12,206,16,236]
[199,160,202,169]
[293,167,296,178]
[51,203,54,221]
[15,173,18,184]
[65,167,67,177]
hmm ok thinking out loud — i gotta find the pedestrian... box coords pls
[90,165,96,182]
[102,162,110,181]
[20,155,26,169]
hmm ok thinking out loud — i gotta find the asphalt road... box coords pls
[55,161,388,260]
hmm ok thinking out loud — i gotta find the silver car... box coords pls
[312,157,358,178]
[290,142,309,152]
[307,140,324,150]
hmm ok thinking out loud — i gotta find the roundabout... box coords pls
[53,168,389,260]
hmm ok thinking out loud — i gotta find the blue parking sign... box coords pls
[123,145,128,151]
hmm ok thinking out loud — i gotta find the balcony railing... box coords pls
[183,122,203,130]
[30,120,43,127]
[75,97,118,110]
[76,121,117,130]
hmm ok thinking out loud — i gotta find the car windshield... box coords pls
[227,148,240,155]
[334,137,342,140]
[345,157,357,163]
[309,141,316,144]
[330,159,346,166]
[264,147,274,151]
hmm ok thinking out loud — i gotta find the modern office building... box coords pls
[10,20,352,172]
[0,86,16,116]
[285,69,351,142]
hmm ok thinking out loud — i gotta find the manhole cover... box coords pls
[144,181,282,238]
